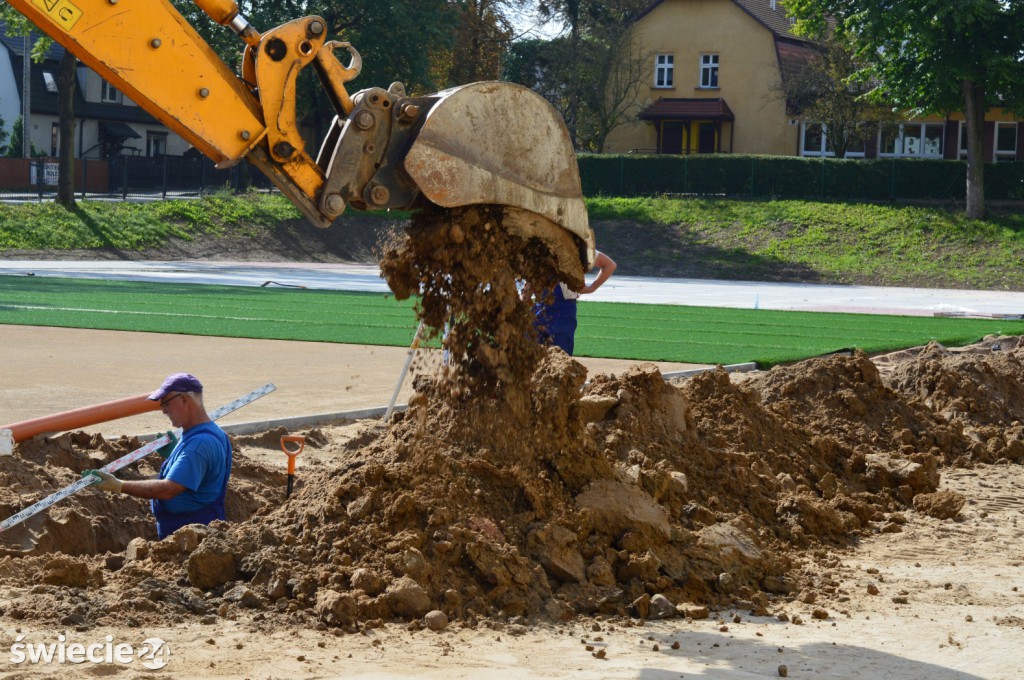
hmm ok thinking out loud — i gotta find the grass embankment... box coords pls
[588,196,1024,290]
[0,194,304,250]
[2,276,1021,367]
[2,194,1024,290]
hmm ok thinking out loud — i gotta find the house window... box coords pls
[42,71,58,93]
[51,123,59,157]
[801,123,826,156]
[879,124,899,155]
[924,123,944,156]
[101,80,120,103]
[800,123,867,157]
[699,54,719,88]
[878,122,943,158]
[654,54,674,88]
[147,131,167,157]
[995,122,1018,162]
[959,122,969,159]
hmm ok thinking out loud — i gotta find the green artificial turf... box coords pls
[2,275,1022,367]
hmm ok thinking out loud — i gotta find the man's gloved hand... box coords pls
[156,431,178,459]
[82,469,124,493]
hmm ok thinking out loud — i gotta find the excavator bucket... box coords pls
[402,82,595,287]
[318,80,595,288]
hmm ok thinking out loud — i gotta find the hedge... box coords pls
[577,154,1024,201]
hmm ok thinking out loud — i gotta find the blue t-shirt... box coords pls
[153,422,231,515]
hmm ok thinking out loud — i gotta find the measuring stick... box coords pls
[0,383,276,534]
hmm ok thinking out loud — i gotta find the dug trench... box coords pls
[1,208,1023,636]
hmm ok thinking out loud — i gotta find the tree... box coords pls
[581,29,651,152]
[514,0,650,149]
[773,29,880,158]
[786,0,1024,219]
[440,0,526,85]
[3,117,35,158]
[55,49,76,206]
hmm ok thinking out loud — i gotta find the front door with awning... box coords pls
[98,121,141,157]
[639,98,734,155]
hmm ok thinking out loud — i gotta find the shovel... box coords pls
[280,435,305,498]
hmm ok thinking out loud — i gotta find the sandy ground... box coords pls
[0,325,704,438]
[2,326,1023,679]
[2,462,1020,679]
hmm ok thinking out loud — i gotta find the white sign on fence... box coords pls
[29,162,59,186]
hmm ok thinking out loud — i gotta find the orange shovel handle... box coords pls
[280,435,305,475]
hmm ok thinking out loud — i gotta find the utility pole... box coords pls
[21,34,30,158]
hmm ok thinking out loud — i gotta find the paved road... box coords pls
[3,260,1024,317]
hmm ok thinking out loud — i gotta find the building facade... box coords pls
[606,0,1023,162]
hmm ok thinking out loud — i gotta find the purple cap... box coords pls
[148,373,203,401]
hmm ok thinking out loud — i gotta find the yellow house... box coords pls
[607,0,1024,163]
[606,0,810,156]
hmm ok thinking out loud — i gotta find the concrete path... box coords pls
[3,259,1024,317]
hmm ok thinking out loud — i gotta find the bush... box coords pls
[577,153,1023,201]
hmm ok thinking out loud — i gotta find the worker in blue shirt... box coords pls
[84,373,232,539]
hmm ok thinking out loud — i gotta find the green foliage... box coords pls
[787,0,1024,117]
[2,117,38,158]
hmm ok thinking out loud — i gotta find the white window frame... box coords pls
[42,71,58,93]
[994,122,1018,162]
[800,123,827,156]
[799,123,867,158]
[699,53,719,89]
[101,80,120,103]
[654,54,674,88]
[147,131,167,157]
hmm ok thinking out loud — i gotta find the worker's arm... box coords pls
[579,251,617,295]
[84,470,187,500]
[121,478,188,501]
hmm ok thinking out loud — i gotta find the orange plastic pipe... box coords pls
[1,394,162,443]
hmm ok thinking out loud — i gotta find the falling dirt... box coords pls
[1,209,1023,640]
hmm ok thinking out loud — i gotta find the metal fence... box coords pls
[0,155,276,202]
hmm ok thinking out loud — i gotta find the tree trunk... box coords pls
[962,79,985,220]
[57,50,77,207]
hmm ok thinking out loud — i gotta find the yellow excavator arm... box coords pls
[7,0,594,279]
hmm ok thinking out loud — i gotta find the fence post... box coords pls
[684,156,688,194]
[619,156,624,196]
[200,159,206,196]
[820,158,825,197]
[122,158,128,201]
[750,158,755,197]
[80,158,87,199]
[37,159,43,202]
[161,153,168,199]
[890,159,896,200]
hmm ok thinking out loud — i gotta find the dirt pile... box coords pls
[1,337,1023,630]
[2,203,1023,633]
